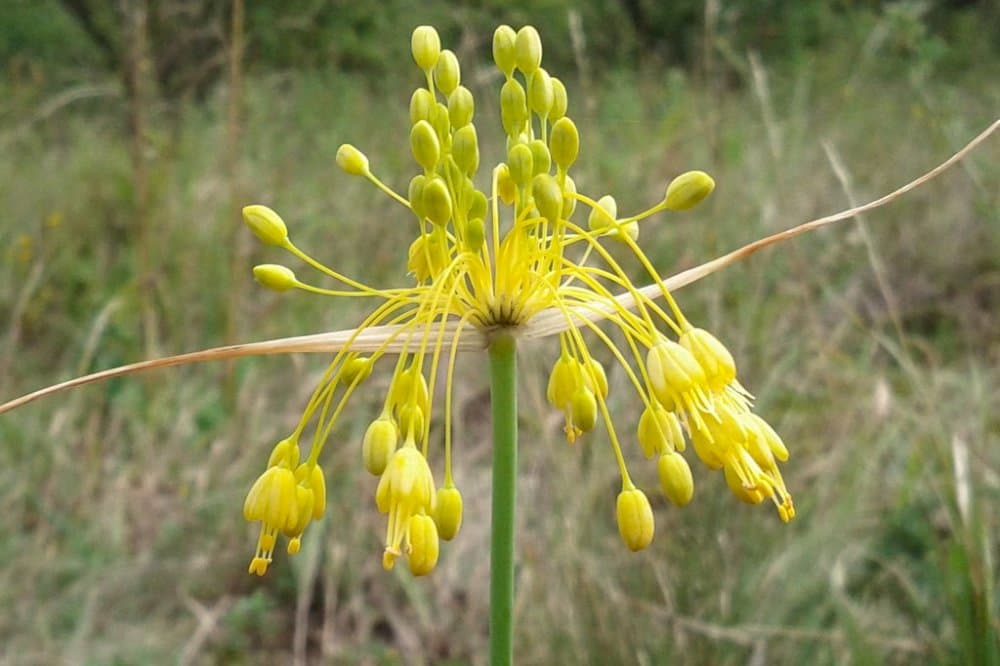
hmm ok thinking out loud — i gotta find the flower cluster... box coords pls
[240,25,793,576]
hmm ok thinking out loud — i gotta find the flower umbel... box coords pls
[235,25,794,572]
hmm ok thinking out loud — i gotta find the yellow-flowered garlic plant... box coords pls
[240,24,793,578]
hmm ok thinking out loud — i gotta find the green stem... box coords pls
[488,333,517,666]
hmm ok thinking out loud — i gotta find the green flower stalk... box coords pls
[1,20,996,666]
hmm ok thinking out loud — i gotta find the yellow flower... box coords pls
[230,24,797,575]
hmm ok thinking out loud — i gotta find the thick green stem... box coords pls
[487,333,517,666]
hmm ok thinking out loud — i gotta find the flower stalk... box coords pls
[488,333,518,666]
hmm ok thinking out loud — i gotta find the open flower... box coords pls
[234,24,796,572]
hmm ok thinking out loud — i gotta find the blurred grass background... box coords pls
[1,0,998,664]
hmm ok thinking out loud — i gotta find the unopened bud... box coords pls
[434,48,460,94]
[616,488,654,551]
[679,327,736,391]
[467,189,488,221]
[411,26,441,71]
[570,387,598,433]
[514,26,542,74]
[410,88,435,125]
[531,173,562,224]
[335,144,369,176]
[529,67,553,115]
[546,355,581,410]
[496,164,516,205]
[583,357,608,398]
[549,77,568,120]
[452,125,480,176]
[408,174,428,219]
[529,139,551,176]
[447,85,474,128]
[507,143,534,187]
[422,177,452,226]
[362,418,398,476]
[500,79,528,136]
[253,264,296,292]
[243,205,288,247]
[658,451,694,506]
[410,120,441,172]
[463,217,485,253]
[550,117,579,170]
[493,25,517,76]
[664,170,715,211]
[433,485,464,540]
[562,175,577,218]
[340,356,374,385]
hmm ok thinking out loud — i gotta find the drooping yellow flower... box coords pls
[234,24,795,574]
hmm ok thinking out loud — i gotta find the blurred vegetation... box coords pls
[1,1,998,664]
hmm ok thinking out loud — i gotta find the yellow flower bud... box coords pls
[514,25,542,74]
[616,488,654,551]
[362,417,398,476]
[267,437,300,468]
[463,217,485,253]
[304,463,326,519]
[549,117,579,170]
[390,364,430,418]
[529,67,553,115]
[340,356,374,385]
[546,355,582,410]
[500,79,528,136]
[397,403,426,443]
[242,204,288,247]
[549,77,568,120]
[452,124,480,176]
[431,102,451,150]
[646,338,708,412]
[492,25,517,76]
[408,174,427,219]
[529,139,551,176]
[562,174,577,218]
[411,26,441,71]
[407,232,448,281]
[410,88,435,125]
[637,403,684,458]
[468,189,488,221]
[422,177,452,227]
[447,85,475,128]
[253,264,296,292]
[335,143,369,176]
[434,485,463,540]
[410,119,441,173]
[497,164,516,205]
[507,142,534,187]
[658,451,694,506]
[434,48,460,95]
[583,357,608,398]
[532,173,562,224]
[588,194,638,243]
[570,386,598,433]
[679,327,736,391]
[588,194,618,232]
[407,514,440,576]
[664,170,715,211]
